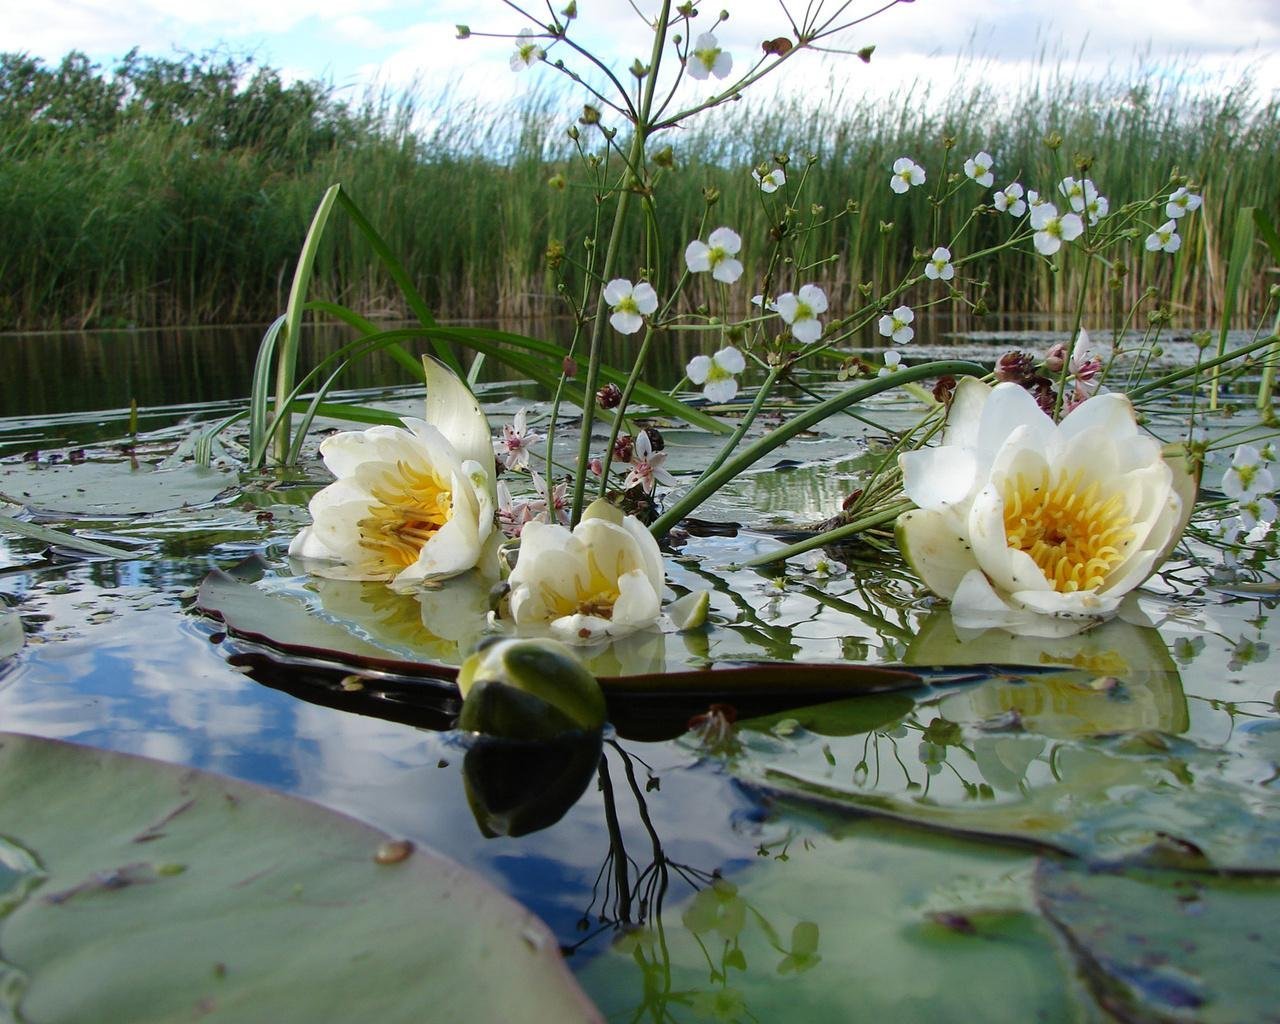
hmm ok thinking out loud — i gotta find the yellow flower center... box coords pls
[357,460,453,575]
[1002,467,1135,593]
[539,551,621,620]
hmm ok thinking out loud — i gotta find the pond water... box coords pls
[1,321,1277,1021]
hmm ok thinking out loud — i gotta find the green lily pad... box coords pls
[0,461,234,516]
[0,732,600,1023]
[1036,859,1280,1022]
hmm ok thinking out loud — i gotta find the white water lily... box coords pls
[290,357,498,590]
[507,499,665,644]
[896,379,1195,638]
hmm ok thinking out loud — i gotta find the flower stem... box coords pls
[650,358,988,538]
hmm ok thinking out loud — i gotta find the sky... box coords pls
[6,0,1280,116]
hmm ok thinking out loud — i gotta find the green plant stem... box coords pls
[650,359,987,538]
[1128,333,1279,400]
[569,0,672,528]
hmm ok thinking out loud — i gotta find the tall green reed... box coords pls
[1,50,1275,332]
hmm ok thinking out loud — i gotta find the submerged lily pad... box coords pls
[578,817,1076,1022]
[0,460,234,516]
[0,606,23,661]
[196,570,921,699]
[1036,859,1280,1023]
[733,618,1280,872]
[0,732,600,1023]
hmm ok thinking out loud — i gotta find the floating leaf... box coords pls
[579,819,1074,1022]
[197,571,922,701]
[0,732,600,1022]
[1036,859,1280,1023]
[0,461,234,516]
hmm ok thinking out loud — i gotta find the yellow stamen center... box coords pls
[539,551,622,620]
[1002,467,1135,593]
[357,460,453,575]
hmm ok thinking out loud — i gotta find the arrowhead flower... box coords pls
[685,227,744,284]
[890,157,925,194]
[1031,202,1084,256]
[604,278,658,334]
[507,499,665,644]
[753,167,785,193]
[774,284,828,343]
[993,182,1026,217]
[1145,220,1182,253]
[1165,187,1202,219]
[963,151,995,188]
[896,379,1196,638]
[510,29,545,71]
[688,32,732,80]
[290,357,499,590]
[878,304,915,344]
[687,345,746,403]
[924,246,954,281]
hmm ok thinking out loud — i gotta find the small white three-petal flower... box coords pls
[963,151,995,188]
[752,167,785,193]
[604,278,658,334]
[687,345,746,403]
[685,227,744,284]
[1144,220,1182,253]
[993,182,1026,217]
[1030,202,1084,255]
[510,28,544,71]
[878,305,915,344]
[1166,186,1202,219]
[890,157,926,194]
[688,32,732,80]
[774,284,828,343]
[924,246,954,281]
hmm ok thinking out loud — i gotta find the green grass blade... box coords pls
[1210,207,1255,410]
[274,184,343,463]
[0,513,140,559]
[436,326,733,435]
[333,188,463,377]
[248,315,287,465]
[650,359,989,537]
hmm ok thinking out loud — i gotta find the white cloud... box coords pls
[3,0,1276,104]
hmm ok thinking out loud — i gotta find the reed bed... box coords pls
[1,50,1276,331]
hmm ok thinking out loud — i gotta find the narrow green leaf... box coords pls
[0,513,140,558]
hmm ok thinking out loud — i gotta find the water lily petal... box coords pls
[968,480,1052,595]
[611,569,662,633]
[941,377,991,449]
[896,508,980,599]
[900,446,977,508]
[422,357,496,492]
